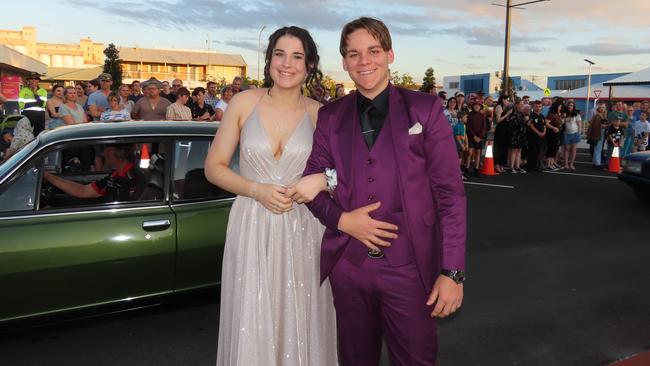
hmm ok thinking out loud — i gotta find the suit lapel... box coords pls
[334,95,359,208]
[388,86,417,243]
[388,85,410,183]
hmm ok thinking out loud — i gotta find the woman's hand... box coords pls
[285,173,327,204]
[253,183,293,214]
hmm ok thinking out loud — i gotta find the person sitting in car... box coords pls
[43,144,144,202]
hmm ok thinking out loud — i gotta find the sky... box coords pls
[2,0,649,85]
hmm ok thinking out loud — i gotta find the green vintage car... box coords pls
[0,122,235,324]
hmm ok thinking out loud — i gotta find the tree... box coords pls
[419,67,436,93]
[243,76,262,88]
[391,70,417,90]
[321,75,337,98]
[103,43,122,90]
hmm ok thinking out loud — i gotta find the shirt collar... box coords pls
[356,85,390,116]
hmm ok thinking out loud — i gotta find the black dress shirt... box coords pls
[357,86,389,148]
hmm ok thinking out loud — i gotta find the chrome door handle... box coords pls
[142,219,171,231]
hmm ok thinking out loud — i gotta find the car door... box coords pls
[0,138,176,322]
[170,138,236,293]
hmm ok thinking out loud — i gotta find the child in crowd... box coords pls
[634,111,650,152]
[605,117,624,161]
[465,102,487,177]
[454,111,469,180]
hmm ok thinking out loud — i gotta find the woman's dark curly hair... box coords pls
[263,26,322,91]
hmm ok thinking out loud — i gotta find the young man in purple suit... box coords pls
[303,17,467,365]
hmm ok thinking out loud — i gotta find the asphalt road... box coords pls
[1,150,649,366]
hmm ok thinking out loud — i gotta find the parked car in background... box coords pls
[0,122,236,325]
[618,150,650,202]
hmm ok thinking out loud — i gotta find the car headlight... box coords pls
[622,160,643,174]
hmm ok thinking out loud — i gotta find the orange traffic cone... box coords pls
[139,144,150,169]
[608,145,621,173]
[480,140,499,176]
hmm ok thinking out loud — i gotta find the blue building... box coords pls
[547,72,631,116]
[458,73,495,95]
[546,72,629,91]
[448,73,543,96]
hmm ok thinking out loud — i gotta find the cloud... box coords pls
[567,43,650,56]
[518,45,547,53]
[64,0,439,37]
[215,40,261,53]
[440,26,554,47]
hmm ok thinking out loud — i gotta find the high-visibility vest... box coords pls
[18,87,48,113]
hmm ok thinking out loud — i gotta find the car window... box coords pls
[0,139,37,174]
[0,165,39,213]
[172,139,236,201]
[39,140,168,210]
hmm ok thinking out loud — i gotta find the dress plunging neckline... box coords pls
[256,108,308,162]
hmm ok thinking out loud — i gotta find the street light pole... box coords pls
[584,58,595,120]
[495,0,550,96]
[257,25,267,83]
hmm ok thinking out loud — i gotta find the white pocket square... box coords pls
[408,122,423,135]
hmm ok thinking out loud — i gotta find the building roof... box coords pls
[604,67,650,86]
[118,47,247,67]
[43,66,103,81]
[561,82,650,100]
[0,45,47,75]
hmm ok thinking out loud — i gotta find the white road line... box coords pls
[542,171,618,179]
[573,161,592,165]
[577,152,591,156]
[464,181,515,189]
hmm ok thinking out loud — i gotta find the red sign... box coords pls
[1,75,22,99]
[593,89,602,99]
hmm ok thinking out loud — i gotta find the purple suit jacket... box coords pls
[304,84,466,292]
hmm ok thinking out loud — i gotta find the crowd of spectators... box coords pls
[436,91,650,179]
[3,73,649,172]
[37,73,248,130]
[0,73,248,159]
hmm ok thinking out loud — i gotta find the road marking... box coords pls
[573,161,592,165]
[464,181,515,189]
[577,152,591,156]
[542,171,618,179]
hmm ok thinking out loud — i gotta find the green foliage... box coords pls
[419,67,436,93]
[321,75,337,98]
[103,43,122,91]
[244,76,262,87]
[391,70,417,90]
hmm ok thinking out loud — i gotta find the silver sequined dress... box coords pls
[216,107,338,366]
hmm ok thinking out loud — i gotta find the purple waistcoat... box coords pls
[341,116,416,267]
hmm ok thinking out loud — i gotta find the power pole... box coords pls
[493,0,550,96]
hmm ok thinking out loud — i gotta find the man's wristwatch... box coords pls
[441,269,466,284]
[325,168,337,196]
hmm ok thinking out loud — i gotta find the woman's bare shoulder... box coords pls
[303,97,321,127]
[228,88,266,127]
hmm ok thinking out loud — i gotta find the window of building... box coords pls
[555,79,585,91]
[172,139,236,201]
[449,82,459,89]
[463,79,484,93]
[151,64,159,72]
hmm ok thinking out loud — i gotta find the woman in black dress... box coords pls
[507,99,528,173]
[493,94,512,173]
[545,101,564,170]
